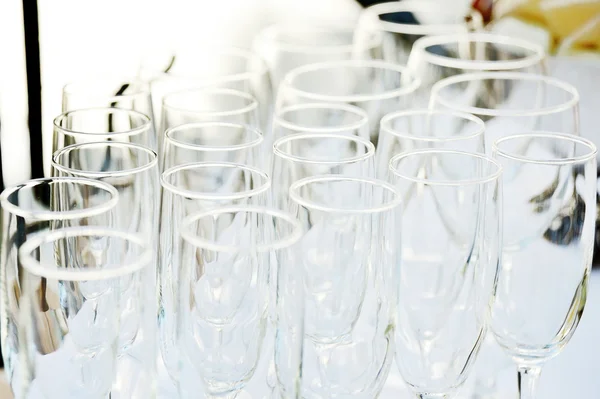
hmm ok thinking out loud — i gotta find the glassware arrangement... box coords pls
[1,8,598,399]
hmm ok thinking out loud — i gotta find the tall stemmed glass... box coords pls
[53,107,157,153]
[388,150,502,399]
[271,133,375,211]
[140,46,272,134]
[18,227,152,399]
[158,162,270,386]
[355,0,483,65]
[429,72,580,151]
[177,206,304,398]
[51,142,159,397]
[407,33,547,105]
[289,175,401,398]
[0,178,118,398]
[277,60,420,146]
[62,77,155,123]
[253,24,382,87]
[273,103,369,141]
[376,109,485,177]
[490,132,597,399]
[162,122,264,171]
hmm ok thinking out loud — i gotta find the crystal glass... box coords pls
[277,60,420,146]
[355,0,483,65]
[273,103,370,141]
[429,72,580,152]
[53,107,157,154]
[407,32,547,106]
[388,150,502,398]
[253,23,382,88]
[271,133,375,211]
[288,175,401,398]
[140,46,272,134]
[158,162,270,385]
[489,132,597,399]
[62,77,155,124]
[162,122,263,171]
[0,178,118,398]
[177,206,303,398]
[18,227,153,399]
[376,109,485,178]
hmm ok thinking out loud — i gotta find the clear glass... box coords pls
[273,103,370,141]
[388,150,502,398]
[18,227,153,399]
[429,72,580,152]
[53,107,157,155]
[140,46,273,135]
[62,77,155,126]
[407,32,547,106]
[0,178,118,398]
[289,175,401,398]
[177,206,303,398]
[162,122,264,171]
[271,133,375,211]
[158,162,270,387]
[277,59,420,146]
[376,109,485,178]
[355,0,483,65]
[253,23,382,88]
[490,132,597,399]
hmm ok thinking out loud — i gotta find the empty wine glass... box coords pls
[407,32,547,105]
[490,132,597,399]
[53,107,157,153]
[62,77,155,125]
[0,178,119,398]
[273,103,370,141]
[277,59,420,146]
[177,206,304,398]
[18,226,153,399]
[289,175,402,398]
[388,149,502,399]
[429,72,580,151]
[162,122,264,171]
[376,109,485,177]
[355,0,483,65]
[271,133,375,211]
[253,23,382,87]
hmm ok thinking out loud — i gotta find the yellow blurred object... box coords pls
[493,0,600,55]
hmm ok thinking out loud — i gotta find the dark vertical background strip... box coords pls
[22,0,44,180]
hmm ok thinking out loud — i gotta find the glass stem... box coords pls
[517,365,542,399]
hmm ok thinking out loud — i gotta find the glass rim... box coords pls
[180,205,303,253]
[0,177,119,220]
[289,175,402,214]
[411,32,546,70]
[161,162,271,200]
[52,142,158,178]
[282,60,421,102]
[389,149,503,186]
[273,133,375,165]
[380,108,485,143]
[164,121,264,152]
[429,71,579,117]
[143,45,269,82]
[162,87,259,116]
[493,131,598,165]
[254,23,381,54]
[18,227,152,281]
[62,76,151,100]
[360,0,481,35]
[53,107,152,137]
[273,102,369,134]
